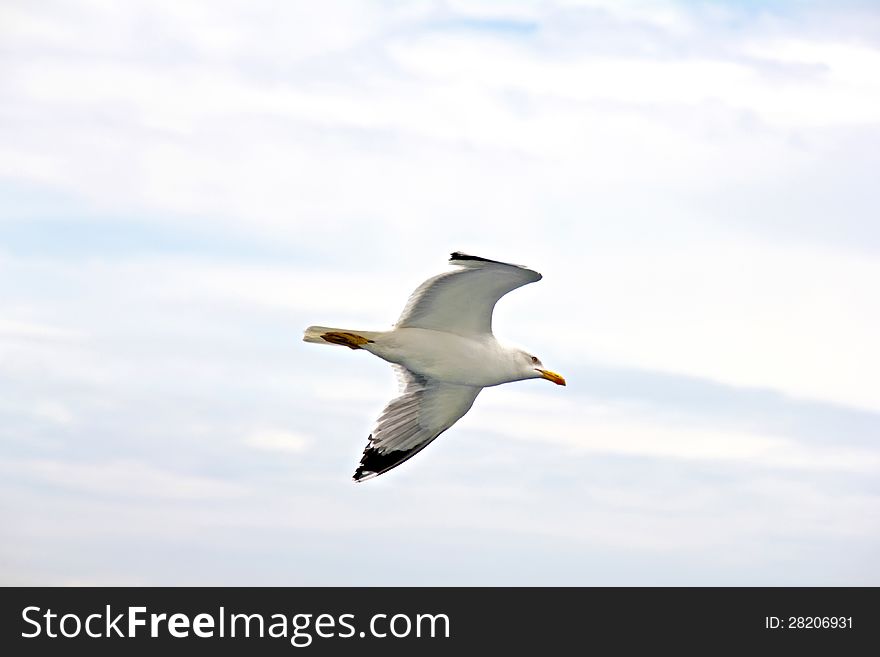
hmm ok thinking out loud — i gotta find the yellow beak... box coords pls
[537,369,566,386]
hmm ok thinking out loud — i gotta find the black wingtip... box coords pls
[450,251,498,263]
[449,252,535,274]
[352,435,422,482]
[450,251,528,267]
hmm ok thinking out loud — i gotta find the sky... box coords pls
[1,0,879,585]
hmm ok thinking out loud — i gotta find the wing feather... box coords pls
[353,369,481,481]
[395,252,541,337]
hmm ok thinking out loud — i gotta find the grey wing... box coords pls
[353,367,482,481]
[395,252,542,337]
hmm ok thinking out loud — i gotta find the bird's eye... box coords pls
[531,356,539,364]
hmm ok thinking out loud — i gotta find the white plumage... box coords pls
[396,255,541,336]
[303,252,566,481]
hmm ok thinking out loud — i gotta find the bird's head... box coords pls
[515,350,566,386]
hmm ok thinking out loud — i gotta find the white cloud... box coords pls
[473,390,880,473]
[537,240,880,412]
[0,458,247,500]
[245,428,311,454]
[0,318,83,342]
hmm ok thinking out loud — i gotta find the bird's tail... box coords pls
[303,326,380,350]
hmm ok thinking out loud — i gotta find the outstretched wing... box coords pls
[353,367,481,481]
[395,252,542,337]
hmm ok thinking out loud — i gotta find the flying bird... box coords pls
[303,252,566,481]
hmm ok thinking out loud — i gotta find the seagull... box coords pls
[303,252,566,482]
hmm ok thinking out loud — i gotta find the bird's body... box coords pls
[367,328,523,387]
[303,252,565,481]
